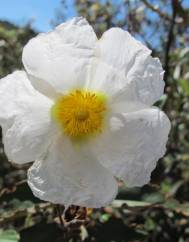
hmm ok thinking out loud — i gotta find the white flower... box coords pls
[0,17,170,208]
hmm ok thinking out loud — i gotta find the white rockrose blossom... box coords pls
[0,17,170,208]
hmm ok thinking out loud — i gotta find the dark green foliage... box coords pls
[0,21,35,77]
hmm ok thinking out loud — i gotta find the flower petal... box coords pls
[90,108,170,186]
[22,17,97,94]
[0,71,54,164]
[86,59,148,113]
[98,28,164,105]
[28,137,118,208]
[86,58,127,97]
[27,74,59,99]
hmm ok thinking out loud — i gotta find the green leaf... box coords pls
[100,213,111,222]
[144,218,156,231]
[112,199,151,208]
[179,79,189,95]
[179,47,189,58]
[142,192,165,203]
[0,230,20,242]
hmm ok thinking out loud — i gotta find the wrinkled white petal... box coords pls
[86,59,146,114]
[111,100,148,114]
[28,74,59,99]
[0,71,54,164]
[98,28,164,105]
[28,137,118,208]
[86,58,127,97]
[90,107,171,186]
[126,56,165,105]
[22,17,97,95]
[98,28,150,75]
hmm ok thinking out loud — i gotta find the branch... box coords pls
[164,0,178,82]
[142,0,171,21]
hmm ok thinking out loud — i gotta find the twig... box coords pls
[141,0,171,21]
[164,0,178,82]
[0,179,27,198]
[56,204,65,229]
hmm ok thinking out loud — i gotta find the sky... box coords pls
[0,0,75,31]
[1,0,189,33]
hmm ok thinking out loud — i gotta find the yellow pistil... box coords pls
[51,90,107,139]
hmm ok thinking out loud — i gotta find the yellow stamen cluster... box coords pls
[51,90,107,138]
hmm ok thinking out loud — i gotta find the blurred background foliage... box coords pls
[0,0,189,241]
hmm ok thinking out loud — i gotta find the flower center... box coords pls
[51,90,107,138]
[75,109,89,121]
